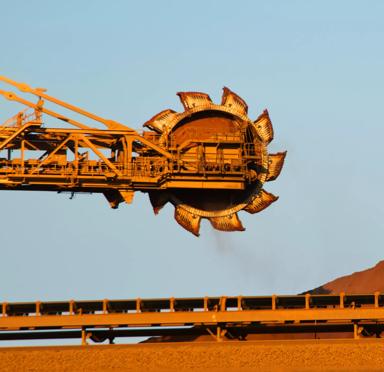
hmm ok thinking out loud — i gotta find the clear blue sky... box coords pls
[1,0,384,303]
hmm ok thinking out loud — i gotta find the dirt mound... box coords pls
[305,260,384,294]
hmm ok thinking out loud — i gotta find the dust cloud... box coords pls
[207,228,278,293]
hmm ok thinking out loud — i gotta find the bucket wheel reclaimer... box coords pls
[0,76,285,236]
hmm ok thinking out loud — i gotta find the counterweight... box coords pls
[0,77,286,235]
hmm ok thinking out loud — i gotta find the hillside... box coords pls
[305,261,384,294]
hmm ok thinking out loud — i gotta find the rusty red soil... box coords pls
[1,340,384,371]
[307,260,384,295]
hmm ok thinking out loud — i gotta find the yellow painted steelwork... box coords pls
[0,76,285,235]
[0,293,383,344]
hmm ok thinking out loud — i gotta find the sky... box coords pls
[1,0,384,308]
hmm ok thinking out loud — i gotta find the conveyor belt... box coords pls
[1,293,384,344]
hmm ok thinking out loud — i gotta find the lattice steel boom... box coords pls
[0,76,286,235]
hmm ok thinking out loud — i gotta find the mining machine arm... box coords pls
[0,76,286,236]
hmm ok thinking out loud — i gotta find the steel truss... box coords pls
[1,293,384,344]
[0,77,249,209]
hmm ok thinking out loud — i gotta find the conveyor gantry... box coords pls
[1,293,383,344]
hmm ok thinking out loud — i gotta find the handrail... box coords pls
[0,75,133,131]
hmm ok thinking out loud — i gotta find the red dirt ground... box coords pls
[1,339,384,371]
